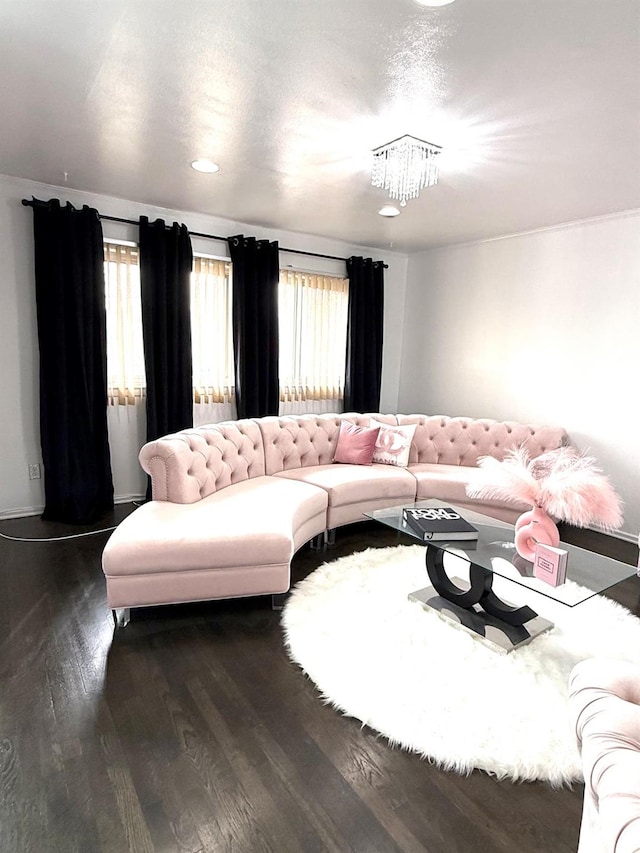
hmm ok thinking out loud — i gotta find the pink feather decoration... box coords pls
[466,446,623,530]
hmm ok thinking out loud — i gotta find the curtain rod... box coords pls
[21,200,388,268]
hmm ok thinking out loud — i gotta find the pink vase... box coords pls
[514,505,560,561]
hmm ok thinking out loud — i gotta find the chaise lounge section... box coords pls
[101,413,568,624]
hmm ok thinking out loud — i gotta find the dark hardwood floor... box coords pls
[1,507,638,853]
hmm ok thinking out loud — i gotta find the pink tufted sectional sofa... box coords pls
[101,412,568,623]
[570,658,640,853]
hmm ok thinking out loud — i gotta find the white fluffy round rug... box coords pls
[282,544,640,785]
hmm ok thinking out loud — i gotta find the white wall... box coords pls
[0,173,408,518]
[401,211,640,540]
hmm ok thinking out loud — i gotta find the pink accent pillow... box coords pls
[333,422,381,465]
[370,420,417,467]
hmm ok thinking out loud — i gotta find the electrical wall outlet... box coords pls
[28,463,41,480]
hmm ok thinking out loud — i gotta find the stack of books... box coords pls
[402,506,478,542]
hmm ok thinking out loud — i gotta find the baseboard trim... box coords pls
[0,495,144,521]
[589,524,637,545]
[0,505,43,520]
[611,530,638,545]
[114,494,146,506]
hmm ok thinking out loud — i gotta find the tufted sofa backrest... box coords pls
[138,412,569,503]
[397,415,568,466]
[259,413,397,474]
[139,419,265,503]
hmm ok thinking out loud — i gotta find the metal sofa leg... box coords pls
[324,528,336,546]
[272,593,287,611]
[309,533,324,550]
[112,607,131,628]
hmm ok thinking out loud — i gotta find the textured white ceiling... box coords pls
[1,0,639,252]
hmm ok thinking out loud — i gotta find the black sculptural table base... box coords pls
[408,544,554,654]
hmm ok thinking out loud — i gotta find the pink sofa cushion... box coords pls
[333,422,380,465]
[274,463,418,529]
[103,476,328,576]
[274,463,417,507]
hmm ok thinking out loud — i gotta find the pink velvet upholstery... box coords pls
[103,412,569,617]
[103,477,328,608]
[140,419,265,502]
[333,421,380,465]
[397,415,567,466]
[273,462,418,529]
[258,413,397,474]
[569,658,640,853]
[570,658,640,853]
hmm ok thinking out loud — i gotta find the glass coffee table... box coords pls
[365,499,637,653]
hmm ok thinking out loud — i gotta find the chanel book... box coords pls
[533,543,568,587]
[401,506,478,541]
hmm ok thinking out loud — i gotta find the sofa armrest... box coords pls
[570,658,640,853]
[139,421,266,502]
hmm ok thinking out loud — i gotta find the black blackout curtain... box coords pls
[228,235,280,418]
[343,256,385,413]
[30,198,114,524]
[139,217,194,443]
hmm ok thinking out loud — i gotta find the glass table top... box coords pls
[365,499,637,608]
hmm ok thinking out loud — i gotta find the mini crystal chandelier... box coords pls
[371,134,442,207]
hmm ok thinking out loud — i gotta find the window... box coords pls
[103,245,348,419]
[191,256,236,422]
[278,269,349,414]
[104,246,236,416]
[104,241,145,405]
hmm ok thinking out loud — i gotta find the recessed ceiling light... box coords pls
[378,205,401,217]
[191,159,220,173]
[413,0,455,6]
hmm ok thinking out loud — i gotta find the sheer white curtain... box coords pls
[103,241,147,500]
[104,249,347,446]
[104,241,146,405]
[191,256,237,425]
[278,269,348,416]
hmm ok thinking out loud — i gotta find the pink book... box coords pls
[533,543,568,587]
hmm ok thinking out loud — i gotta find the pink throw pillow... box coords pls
[333,422,381,465]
